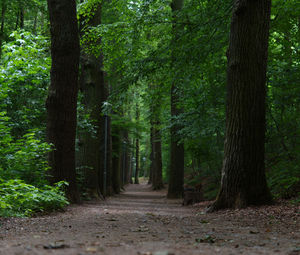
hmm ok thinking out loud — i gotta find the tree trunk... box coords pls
[208,0,272,211]
[134,103,140,184]
[46,0,80,203]
[128,139,134,184]
[15,11,19,30]
[19,5,24,29]
[135,137,140,184]
[149,92,164,190]
[0,0,6,58]
[111,126,121,194]
[105,115,113,196]
[122,130,130,187]
[148,124,154,185]
[167,0,185,199]
[78,3,106,199]
[152,121,164,190]
[33,10,38,35]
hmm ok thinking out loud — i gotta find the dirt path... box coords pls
[0,183,299,255]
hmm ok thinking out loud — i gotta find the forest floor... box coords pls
[0,183,299,255]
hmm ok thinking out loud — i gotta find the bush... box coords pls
[267,162,300,199]
[0,112,51,186]
[0,179,69,217]
[0,30,50,137]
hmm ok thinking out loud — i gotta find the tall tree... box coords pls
[151,120,164,190]
[134,102,140,184]
[208,0,272,211]
[121,130,130,187]
[148,122,154,185]
[167,0,185,198]
[46,0,80,203]
[111,125,122,193]
[78,3,107,199]
[149,83,164,190]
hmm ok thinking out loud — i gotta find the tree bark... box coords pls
[148,124,154,185]
[208,0,272,211]
[152,120,164,190]
[19,5,24,29]
[128,138,134,184]
[122,130,130,187]
[167,0,185,199]
[0,0,6,58]
[46,0,80,203]
[78,3,106,199]
[15,10,19,30]
[105,116,113,196]
[149,91,164,190]
[111,126,121,194]
[33,9,38,35]
[134,103,140,184]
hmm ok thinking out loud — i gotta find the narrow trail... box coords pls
[0,183,299,255]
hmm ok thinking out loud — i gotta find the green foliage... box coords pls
[267,161,300,199]
[0,179,69,217]
[0,111,51,187]
[0,30,50,137]
[265,0,300,199]
[0,29,66,217]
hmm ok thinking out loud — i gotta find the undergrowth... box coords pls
[0,179,69,217]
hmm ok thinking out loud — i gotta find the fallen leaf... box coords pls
[86,247,97,252]
[200,219,209,224]
[195,235,216,244]
[43,243,70,249]
[105,218,118,221]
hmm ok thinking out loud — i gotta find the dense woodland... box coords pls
[0,0,299,216]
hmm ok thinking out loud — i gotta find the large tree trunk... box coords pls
[78,3,106,199]
[167,0,185,199]
[46,0,80,203]
[208,0,272,211]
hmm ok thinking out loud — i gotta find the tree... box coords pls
[167,0,185,199]
[0,0,7,57]
[134,102,140,184]
[111,125,122,193]
[208,0,272,211]
[149,83,164,190]
[46,0,80,203]
[77,2,108,199]
[151,119,164,190]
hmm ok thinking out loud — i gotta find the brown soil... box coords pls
[0,183,299,255]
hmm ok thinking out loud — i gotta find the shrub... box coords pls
[0,179,69,217]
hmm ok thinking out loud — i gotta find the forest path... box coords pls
[0,183,299,255]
